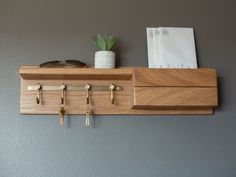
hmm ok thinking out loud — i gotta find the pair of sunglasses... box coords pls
[39,59,88,68]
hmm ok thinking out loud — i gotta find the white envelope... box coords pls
[147,27,198,68]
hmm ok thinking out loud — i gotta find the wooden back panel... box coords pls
[20,67,218,115]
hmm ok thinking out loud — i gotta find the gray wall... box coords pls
[0,0,235,177]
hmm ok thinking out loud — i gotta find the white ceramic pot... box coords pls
[94,51,115,68]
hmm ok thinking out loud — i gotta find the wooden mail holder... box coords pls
[20,66,218,115]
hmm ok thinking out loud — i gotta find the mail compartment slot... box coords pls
[133,68,217,87]
[131,87,218,109]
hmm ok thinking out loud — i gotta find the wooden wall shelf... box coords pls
[20,66,133,80]
[19,66,218,115]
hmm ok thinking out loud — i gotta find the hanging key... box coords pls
[85,106,93,128]
[59,106,65,127]
[60,83,66,105]
[36,83,41,104]
[85,84,91,104]
[85,110,91,127]
[109,84,115,104]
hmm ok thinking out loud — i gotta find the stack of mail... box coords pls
[147,27,198,68]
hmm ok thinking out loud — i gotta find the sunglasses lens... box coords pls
[39,60,60,68]
[65,60,87,67]
[39,60,88,68]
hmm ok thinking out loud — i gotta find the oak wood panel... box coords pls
[20,93,213,115]
[20,79,214,115]
[19,66,133,80]
[132,87,218,108]
[19,67,218,115]
[133,68,217,87]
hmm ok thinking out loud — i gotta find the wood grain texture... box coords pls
[132,87,218,108]
[19,66,133,80]
[19,67,218,115]
[20,93,213,115]
[133,68,217,87]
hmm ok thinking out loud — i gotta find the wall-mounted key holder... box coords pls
[27,84,123,92]
[19,67,218,119]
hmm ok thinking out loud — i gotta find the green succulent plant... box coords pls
[92,34,118,51]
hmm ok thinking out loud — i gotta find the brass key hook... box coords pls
[36,83,41,104]
[109,84,115,104]
[85,84,91,104]
[60,83,66,105]
[59,83,66,127]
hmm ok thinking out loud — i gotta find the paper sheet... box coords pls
[147,27,198,68]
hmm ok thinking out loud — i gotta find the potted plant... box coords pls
[92,34,118,68]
